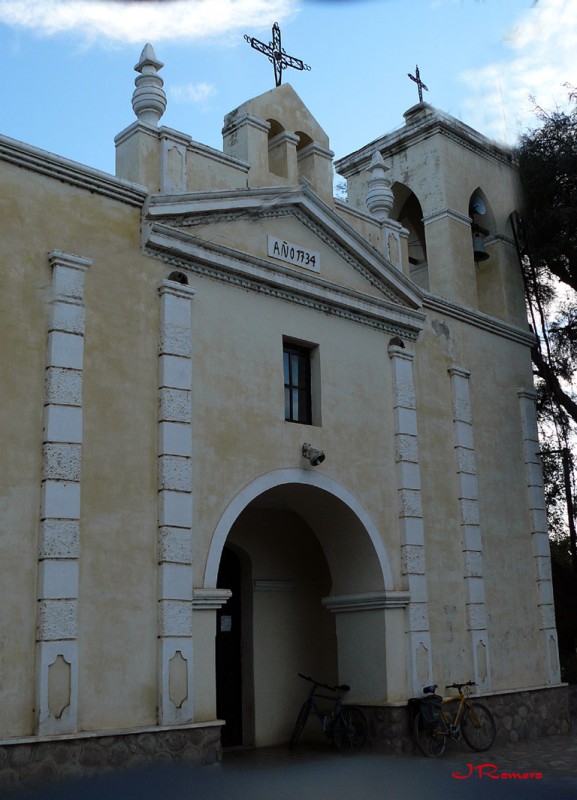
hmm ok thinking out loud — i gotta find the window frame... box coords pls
[283,341,313,425]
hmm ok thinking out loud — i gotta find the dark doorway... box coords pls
[216,547,243,746]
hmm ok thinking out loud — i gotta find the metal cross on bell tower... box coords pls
[244,22,311,87]
[408,65,429,104]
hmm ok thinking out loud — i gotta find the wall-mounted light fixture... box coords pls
[302,443,325,466]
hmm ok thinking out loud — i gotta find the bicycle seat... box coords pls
[423,684,438,694]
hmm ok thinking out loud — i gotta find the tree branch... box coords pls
[531,345,577,424]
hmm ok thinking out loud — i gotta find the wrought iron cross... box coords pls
[244,22,311,87]
[408,65,429,103]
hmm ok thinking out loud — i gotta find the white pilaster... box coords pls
[36,250,92,735]
[388,343,432,694]
[158,279,196,724]
[518,389,561,684]
[448,366,491,692]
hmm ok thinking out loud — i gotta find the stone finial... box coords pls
[132,43,167,127]
[366,150,394,221]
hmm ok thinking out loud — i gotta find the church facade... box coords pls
[0,44,568,780]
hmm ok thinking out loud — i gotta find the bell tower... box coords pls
[335,103,526,327]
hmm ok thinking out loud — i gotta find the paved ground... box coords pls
[10,728,577,800]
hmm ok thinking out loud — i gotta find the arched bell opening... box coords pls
[296,130,313,152]
[296,130,315,184]
[469,188,495,266]
[267,118,289,178]
[391,183,429,290]
[469,188,508,317]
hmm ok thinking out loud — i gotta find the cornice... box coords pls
[423,208,473,228]
[292,207,402,304]
[322,591,411,613]
[297,141,335,160]
[335,109,516,178]
[144,222,426,340]
[157,279,197,300]
[192,588,232,610]
[423,292,535,346]
[222,112,271,137]
[485,232,516,248]
[0,134,148,207]
[517,388,538,401]
[48,250,93,272]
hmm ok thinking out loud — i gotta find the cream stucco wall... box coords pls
[414,310,540,691]
[187,275,400,592]
[0,156,161,735]
[0,161,47,736]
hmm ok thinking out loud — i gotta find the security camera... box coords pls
[302,443,325,467]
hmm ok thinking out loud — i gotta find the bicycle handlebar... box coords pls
[445,680,476,691]
[297,673,350,693]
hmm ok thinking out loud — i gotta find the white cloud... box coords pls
[461,0,577,143]
[0,0,299,44]
[171,81,216,104]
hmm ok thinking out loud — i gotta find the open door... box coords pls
[216,547,243,746]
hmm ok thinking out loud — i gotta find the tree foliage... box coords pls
[515,93,577,551]
[516,93,577,430]
[517,93,577,294]
[517,97,577,678]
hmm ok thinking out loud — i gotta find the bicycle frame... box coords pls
[440,693,468,733]
[290,673,368,751]
[426,681,473,738]
[304,683,344,730]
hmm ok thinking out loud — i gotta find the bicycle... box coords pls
[290,673,368,751]
[413,680,496,758]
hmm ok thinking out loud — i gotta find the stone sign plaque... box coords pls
[268,236,320,272]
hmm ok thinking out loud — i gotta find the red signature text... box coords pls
[452,763,543,780]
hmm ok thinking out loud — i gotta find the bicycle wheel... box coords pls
[413,710,446,757]
[462,702,496,752]
[331,706,367,751]
[290,702,311,749]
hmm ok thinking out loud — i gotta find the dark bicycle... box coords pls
[290,673,367,751]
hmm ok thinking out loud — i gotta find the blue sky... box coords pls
[1,0,575,176]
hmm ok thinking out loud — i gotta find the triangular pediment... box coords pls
[143,186,425,339]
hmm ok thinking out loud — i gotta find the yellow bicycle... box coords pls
[413,680,496,757]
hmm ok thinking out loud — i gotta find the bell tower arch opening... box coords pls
[469,188,509,317]
[469,188,495,265]
[391,183,428,290]
[267,118,290,178]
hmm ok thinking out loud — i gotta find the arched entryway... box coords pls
[206,470,394,748]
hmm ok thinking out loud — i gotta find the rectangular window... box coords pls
[283,342,312,424]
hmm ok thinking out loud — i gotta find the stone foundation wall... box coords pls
[363,704,414,754]
[363,684,571,752]
[481,685,571,743]
[568,684,577,718]
[0,725,222,794]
